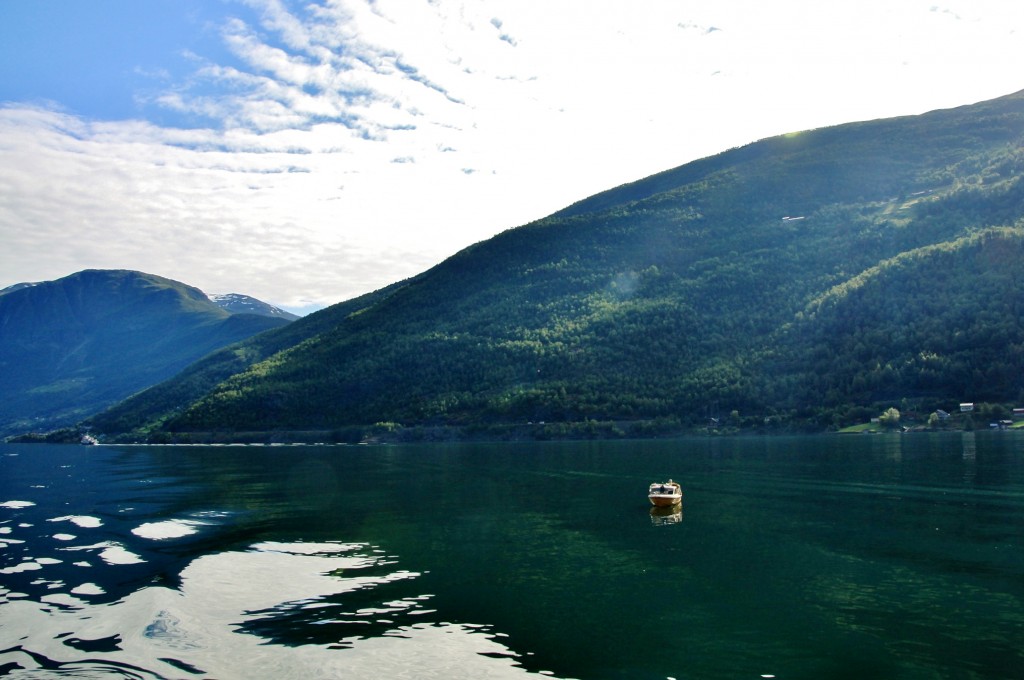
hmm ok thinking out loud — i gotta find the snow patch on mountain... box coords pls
[208,293,299,320]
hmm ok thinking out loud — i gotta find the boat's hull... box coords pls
[648,494,682,507]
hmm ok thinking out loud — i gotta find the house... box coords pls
[935,409,950,421]
[1013,408,1024,419]
[960,403,974,412]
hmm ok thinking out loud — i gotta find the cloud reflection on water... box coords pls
[0,540,563,679]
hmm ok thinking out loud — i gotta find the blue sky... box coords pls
[0,1,234,124]
[2,0,1024,314]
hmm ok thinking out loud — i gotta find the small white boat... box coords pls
[648,479,682,507]
[80,434,99,446]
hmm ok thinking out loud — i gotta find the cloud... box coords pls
[0,0,577,309]
[0,105,445,309]
[2,0,1024,312]
[678,21,722,34]
[490,16,518,46]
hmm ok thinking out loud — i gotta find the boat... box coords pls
[648,479,682,507]
[80,434,99,446]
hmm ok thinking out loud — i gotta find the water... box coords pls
[1,433,1022,679]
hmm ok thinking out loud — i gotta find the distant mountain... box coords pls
[90,89,1024,440]
[0,270,292,436]
[208,293,299,320]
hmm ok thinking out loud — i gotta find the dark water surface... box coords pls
[1,433,1022,679]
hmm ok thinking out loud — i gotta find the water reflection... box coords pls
[961,431,977,460]
[0,540,562,679]
[649,505,683,526]
[961,432,977,485]
[0,444,570,679]
[882,432,903,462]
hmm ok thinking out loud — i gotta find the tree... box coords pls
[879,407,901,429]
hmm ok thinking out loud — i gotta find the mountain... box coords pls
[90,90,1024,441]
[0,270,293,436]
[208,293,299,321]
[0,282,40,296]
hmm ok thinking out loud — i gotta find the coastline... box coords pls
[10,417,1018,446]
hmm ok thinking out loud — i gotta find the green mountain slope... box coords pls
[779,227,1024,421]
[0,270,292,436]
[86,277,414,435]
[92,90,1024,439]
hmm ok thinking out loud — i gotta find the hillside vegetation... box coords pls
[90,90,1024,440]
[0,270,291,436]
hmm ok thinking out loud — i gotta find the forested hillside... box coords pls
[779,227,1024,423]
[87,278,414,436]
[0,270,291,436]
[89,90,1024,440]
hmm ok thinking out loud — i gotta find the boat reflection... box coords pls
[649,504,683,526]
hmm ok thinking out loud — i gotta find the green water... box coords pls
[1,433,1022,679]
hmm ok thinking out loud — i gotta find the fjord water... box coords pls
[1,434,1022,679]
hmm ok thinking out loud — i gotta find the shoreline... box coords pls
[9,419,1017,446]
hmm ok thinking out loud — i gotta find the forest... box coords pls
[87,89,1024,441]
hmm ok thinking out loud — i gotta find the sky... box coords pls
[2,1,1024,314]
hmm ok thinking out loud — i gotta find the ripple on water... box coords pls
[59,541,146,566]
[48,515,103,528]
[70,582,105,596]
[131,510,233,540]
[0,500,35,509]
[131,519,205,540]
[0,540,562,679]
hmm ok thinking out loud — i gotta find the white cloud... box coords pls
[1,0,1024,311]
